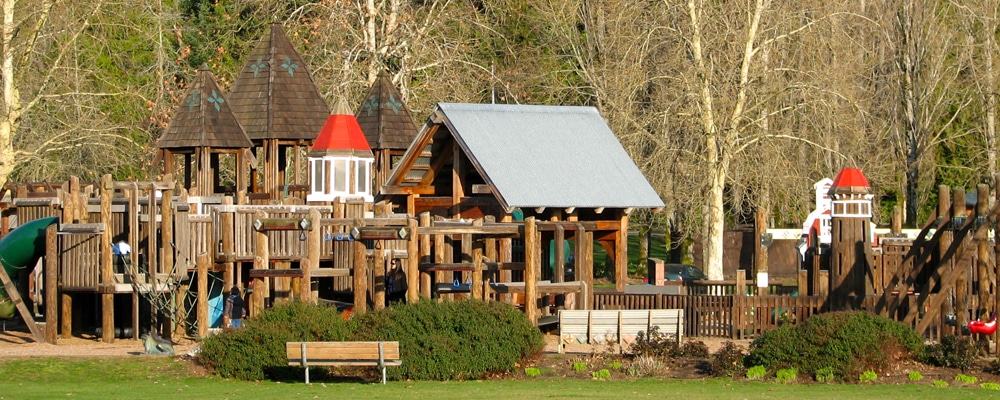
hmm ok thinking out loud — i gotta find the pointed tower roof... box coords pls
[356,73,418,149]
[829,167,871,195]
[310,98,374,157]
[227,23,329,141]
[156,65,252,149]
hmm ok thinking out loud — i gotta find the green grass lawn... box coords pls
[0,357,993,400]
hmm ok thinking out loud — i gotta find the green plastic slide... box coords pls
[0,216,59,319]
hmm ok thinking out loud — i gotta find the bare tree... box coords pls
[888,0,970,226]
[955,0,999,183]
[1,0,176,184]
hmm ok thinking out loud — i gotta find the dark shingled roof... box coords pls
[355,73,418,150]
[227,23,329,141]
[156,65,252,149]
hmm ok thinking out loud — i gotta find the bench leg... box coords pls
[381,365,387,385]
[305,366,310,384]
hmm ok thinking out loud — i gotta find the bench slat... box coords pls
[286,342,400,361]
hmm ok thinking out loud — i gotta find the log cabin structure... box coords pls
[355,73,419,196]
[379,103,665,292]
[154,65,253,194]
[227,23,329,202]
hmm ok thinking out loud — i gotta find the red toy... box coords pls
[968,312,998,335]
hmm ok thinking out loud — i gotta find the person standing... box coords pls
[386,259,407,305]
[225,287,247,328]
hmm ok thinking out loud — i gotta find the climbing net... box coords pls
[118,242,225,335]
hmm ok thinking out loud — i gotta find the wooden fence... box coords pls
[592,292,946,341]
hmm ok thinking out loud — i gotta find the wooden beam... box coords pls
[353,222,368,313]
[99,174,114,344]
[196,253,209,338]
[44,224,58,344]
[253,217,312,232]
[525,216,539,325]
[350,226,408,240]
[305,209,321,303]
[407,216,420,303]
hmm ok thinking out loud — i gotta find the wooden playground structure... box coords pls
[0,174,601,344]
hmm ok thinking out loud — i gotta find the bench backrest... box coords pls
[286,341,401,363]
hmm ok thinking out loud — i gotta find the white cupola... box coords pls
[307,98,375,203]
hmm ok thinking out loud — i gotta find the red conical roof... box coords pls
[310,98,373,157]
[829,168,871,194]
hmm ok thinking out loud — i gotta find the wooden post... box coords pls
[995,176,1000,348]
[374,240,385,310]
[252,211,268,318]
[582,230,594,310]
[196,253,209,337]
[554,224,565,283]
[485,216,498,302]
[221,197,234,296]
[472,219,484,300]
[419,212,432,299]
[407,216,419,303]
[938,185,953,335]
[525,216,539,325]
[755,207,768,292]
[44,224,58,344]
[99,174,114,343]
[954,187,968,332]
[434,227,447,301]
[615,211,628,293]
[353,219,368,313]
[304,209,321,303]
[976,185,990,319]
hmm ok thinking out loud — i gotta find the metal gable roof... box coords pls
[437,103,664,210]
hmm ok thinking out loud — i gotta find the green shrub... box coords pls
[745,365,766,380]
[859,370,877,383]
[933,379,949,387]
[814,367,835,383]
[954,373,978,385]
[573,362,588,372]
[707,341,745,377]
[524,367,542,377]
[196,301,350,380]
[775,367,797,384]
[744,311,923,379]
[349,299,544,381]
[592,369,611,379]
[921,335,981,372]
[981,382,1000,391]
[908,371,923,381]
[609,361,623,370]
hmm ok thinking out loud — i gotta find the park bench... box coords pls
[557,309,684,353]
[286,341,402,384]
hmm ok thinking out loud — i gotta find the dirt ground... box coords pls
[0,325,201,358]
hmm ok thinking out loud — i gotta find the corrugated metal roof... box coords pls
[438,103,664,209]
